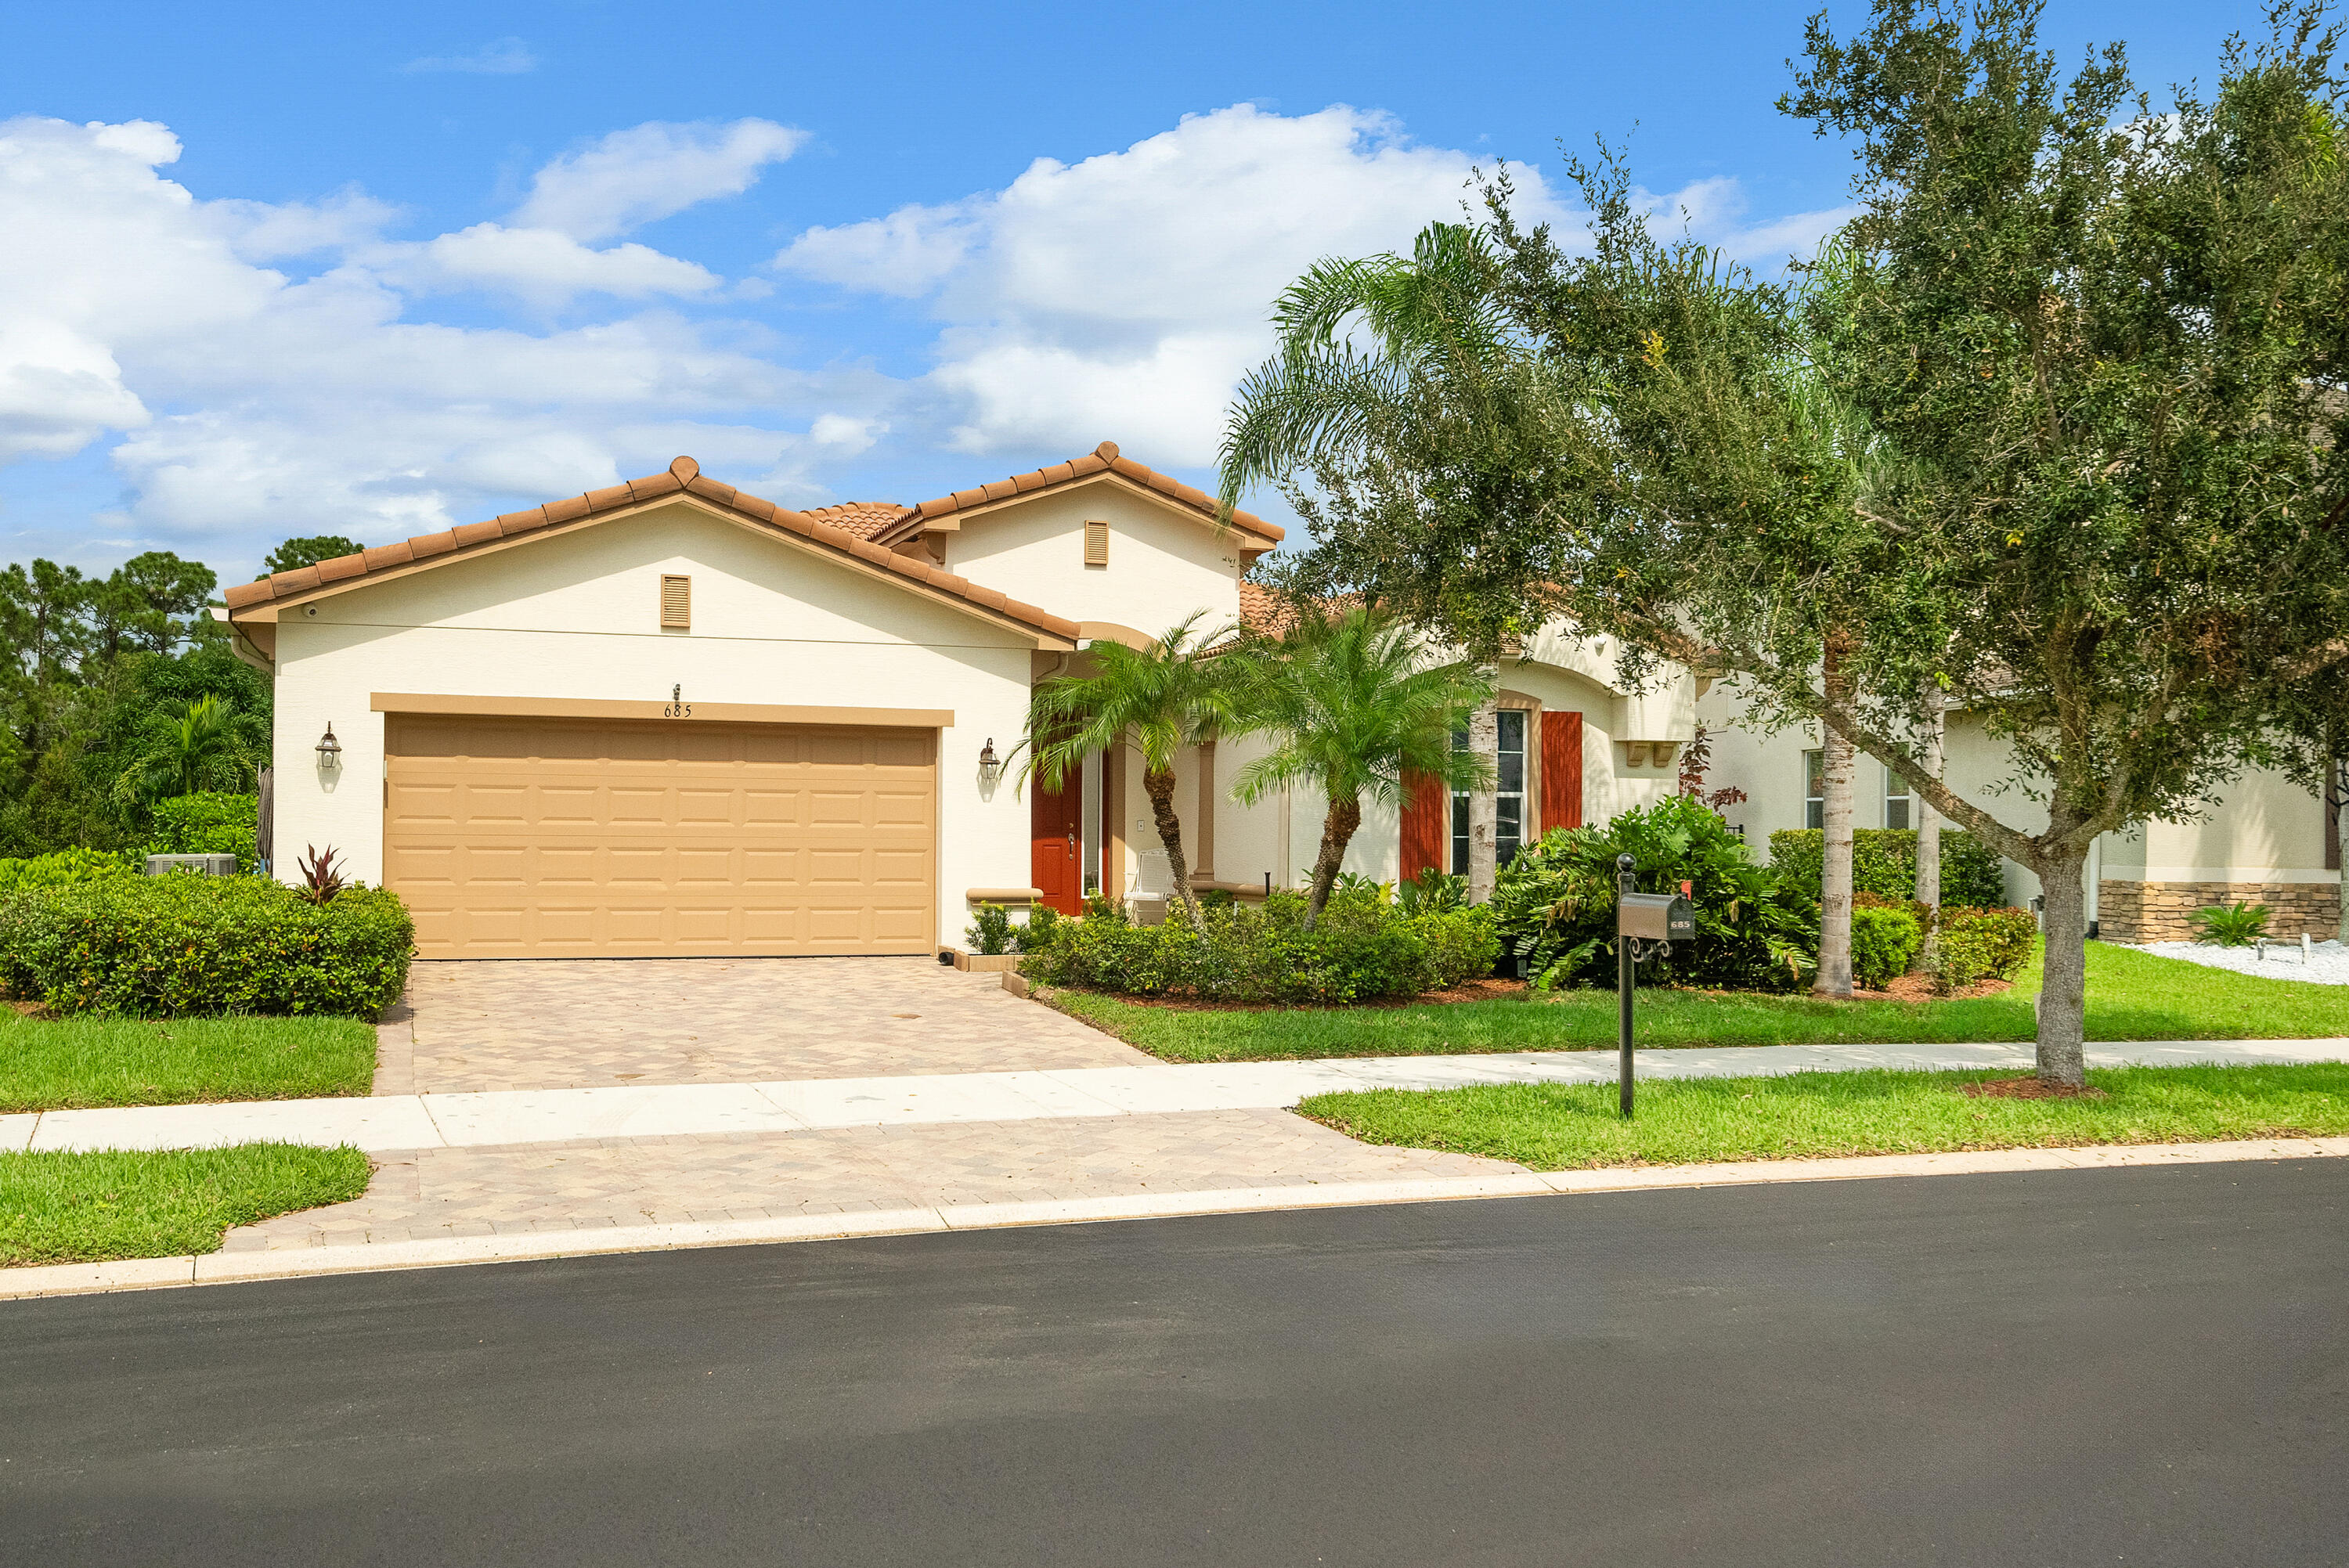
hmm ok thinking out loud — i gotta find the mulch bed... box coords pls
[1959,1075,2108,1101]
[1069,972,2022,1012]
[1849,974,2013,1002]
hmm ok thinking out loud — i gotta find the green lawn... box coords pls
[0,1011,379,1112]
[0,1143,373,1267]
[1299,1062,2349,1170]
[1048,941,2349,1062]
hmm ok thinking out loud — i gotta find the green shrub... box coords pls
[1493,793,1815,992]
[1015,905,1063,953]
[143,792,259,871]
[0,848,139,895]
[2188,902,2270,947]
[1767,827,2008,912]
[1932,907,2040,993]
[965,902,1016,956]
[1849,905,1925,989]
[1022,888,1492,1004]
[0,876,413,1018]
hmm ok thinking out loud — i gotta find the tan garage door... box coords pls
[384,713,937,958]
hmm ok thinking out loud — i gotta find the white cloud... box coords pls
[784,204,983,297]
[780,104,1548,463]
[367,223,722,306]
[1652,175,1856,268]
[208,188,400,261]
[0,115,874,568]
[513,119,809,242]
[402,38,537,75]
[778,103,1854,467]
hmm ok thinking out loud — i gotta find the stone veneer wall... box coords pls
[2098,880,2342,943]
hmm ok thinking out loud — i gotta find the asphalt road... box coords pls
[6,1160,2345,1566]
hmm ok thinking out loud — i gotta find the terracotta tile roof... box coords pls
[221,457,1081,644]
[886,442,1283,546]
[1236,579,1361,639]
[1237,580,1294,637]
[803,501,913,539]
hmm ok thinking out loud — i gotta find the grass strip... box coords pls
[0,1011,378,1112]
[1298,1063,2349,1170]
[1051,942,2349,1062]
[0,1143,372,1267]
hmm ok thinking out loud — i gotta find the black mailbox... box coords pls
[1618,892,1695,943]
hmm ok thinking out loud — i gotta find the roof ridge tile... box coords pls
[222,456,1079,643]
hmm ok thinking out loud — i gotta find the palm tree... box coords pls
[1228,605,1494,925]
[1217,222,1529,903]
[117,694,245,802]
[1027,614,1236,921]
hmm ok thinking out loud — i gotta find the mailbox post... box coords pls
[1613,854,1696,1116]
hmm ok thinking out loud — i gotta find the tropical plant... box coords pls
[1398,867,1469,915]
[2189,903,2271,949]
[296,844,347,906]
[1026,613,1238,921]
[1218,222,1561,903]
[116,694,250,803]
[1490,793,1813,991]
[1227,606,1494,925]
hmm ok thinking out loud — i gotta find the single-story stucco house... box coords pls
[218,442,2338,957]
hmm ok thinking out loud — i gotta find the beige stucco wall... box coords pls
[267,501,1039,948]
[941,481,1246,639]
[1694,680,2337,918]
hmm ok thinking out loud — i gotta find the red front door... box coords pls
[1031,761,1084,915]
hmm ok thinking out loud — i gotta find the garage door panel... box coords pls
[386,713,936,958]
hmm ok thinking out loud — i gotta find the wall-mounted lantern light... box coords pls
[315,723,343,769]
[978,737,1002,786]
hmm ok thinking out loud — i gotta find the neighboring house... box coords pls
[218,443,1694,960]
[1697,683,2343,943]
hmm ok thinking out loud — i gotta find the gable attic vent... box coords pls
[659,574,691,630]
[1083,518,1109,568]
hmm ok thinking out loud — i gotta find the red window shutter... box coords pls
[1540,711,1583,831]
[1399,769,1449,884]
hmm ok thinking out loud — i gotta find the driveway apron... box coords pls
[387,957,1152,1093]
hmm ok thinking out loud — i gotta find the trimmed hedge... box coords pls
[0,848,139,895]
[1933,907,2040,994]
[143,792,258,871]
[1849,905,1924,989]
[1023,889,1497,1004]
[0,876,413,1019]
[1768,827,2008,911]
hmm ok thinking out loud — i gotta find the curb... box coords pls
[8,1134,2347,1303]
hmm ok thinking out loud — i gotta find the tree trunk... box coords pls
[2336,757,2347,946]
[1466,694,1499,903]
[2035,846,2089,1089]
[1304,789,1363,928]
[1814,640,1855,998]
[1142,765,1201,920]
[1911,682,1945,975]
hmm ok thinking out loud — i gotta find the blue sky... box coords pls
[0,0,2268,580]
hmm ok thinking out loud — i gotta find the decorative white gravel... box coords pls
[2138,938,2349,986]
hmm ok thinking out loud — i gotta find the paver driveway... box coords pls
[377,957,1153,1094]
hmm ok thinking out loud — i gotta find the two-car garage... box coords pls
[382,708,939,959]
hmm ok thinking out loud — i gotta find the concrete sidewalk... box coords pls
[10,1036,2348,1155]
